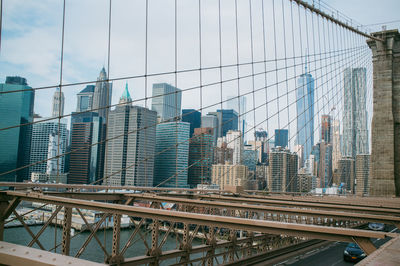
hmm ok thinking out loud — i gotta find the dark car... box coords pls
[343,243,367,262]
[368,222,385,231]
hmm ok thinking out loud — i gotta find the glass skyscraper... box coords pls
[0,76,35,182]
[151,83,182,122]
[182,109,201,138]
[153,122,190,188]
[216,109,238,137]
[342,68,368,158]
[296,68,315,165]
[275,129,289,148]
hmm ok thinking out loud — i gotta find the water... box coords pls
[4,226,204,264]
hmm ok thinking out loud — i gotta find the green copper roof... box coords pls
[121,82,131,100]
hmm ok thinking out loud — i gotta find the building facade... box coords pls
[216,109,238,137]
[320,115,332,143]
[29,119,68,177]
[267,147,298,192]
[92,67,112,121]
[355,154,370,196]
[296,69,315,166]
[51,87,65,118]
[151,83,182,122]
[153,121,190,187]
[275,129,288,148]
[211,164,248,190]
[188,128,214,187]
[342,68,369,158]
[105,85,157,187]
[182,109,201,138]
[225,130,242,165]
[0,76,35,182]
[76,85,95,113]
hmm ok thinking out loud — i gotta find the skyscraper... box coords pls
[225,130,242,165]
[105,84,157,186]
[182,109,201,138]
[76,85,95,112]
[30,119,68,177]
[188,128,214,187]
[275,129,288,148]
[202,112,221,145]
[153,122,190,188]
[226,95,247,140]
[296,64,315,165]
[318,142,333,188]
[216,109,238,137]
[267,147,298,192]
[68,112,103,184]
[92,67,112,121]
[320,115,332,143]
[0,76,35,182]
[332,120,341,172]
[342,68,368,158]
[151,83,182,122]
[51,87,65,117]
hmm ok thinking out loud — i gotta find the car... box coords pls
[368,222,385,231]
[343,243,367,262]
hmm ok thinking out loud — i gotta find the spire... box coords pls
[99,67,107,80]
[305,48,308,74]
[119,82,132,105]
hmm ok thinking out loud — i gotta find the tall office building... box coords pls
[188,128,214,187]
[182,109,201,138]
[296,64,315,165]
[226,130,242,165]
[76,85,95,112]
[151,83,182,122]
[51,87,64,117]
[105,85,157,186]
[68,112,104,184]
[92,67,112,121]
[320,115,332,143]
[267,147,298,192]
[0,77,35,182]
[332,120,341,171]
[202,112,221,145]
[275,129,289,148]
[336,157,355,193]
[217,109,238,137]
[225,95,247,140]
[250,130,268,164]
[29,119,68,177]
[317,142,333,188]
[153,121,190,187]
[342,68,369,157]
[355,154,370,196]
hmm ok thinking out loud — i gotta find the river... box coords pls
[4,225,204,264]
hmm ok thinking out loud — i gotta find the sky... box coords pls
[0,0,398,147]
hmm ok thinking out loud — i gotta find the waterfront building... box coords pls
[151,83,182,122]
[182,109,201,138]
[211,164,248,190]
[0,76,35,182]
[29,119,68,177]
[105,84,157,187]
[188,128,214,187]
[68,112,104,184]
[153,121,190,187]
